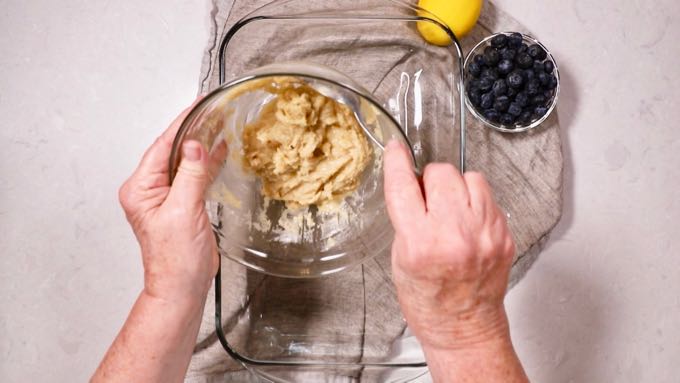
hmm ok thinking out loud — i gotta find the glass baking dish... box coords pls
[210,0,466,381]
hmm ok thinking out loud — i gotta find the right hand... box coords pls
[383,140,516,350]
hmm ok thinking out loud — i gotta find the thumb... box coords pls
[167,140,210,210]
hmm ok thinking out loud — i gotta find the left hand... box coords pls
[117,101,228,302]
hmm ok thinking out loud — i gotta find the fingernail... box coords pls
[182,141,202,162]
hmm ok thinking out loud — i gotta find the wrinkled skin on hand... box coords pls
[118,104,228,302]
[383,140,515,350]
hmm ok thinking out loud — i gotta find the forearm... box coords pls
[92,289,207,383]
[423,313,528,383]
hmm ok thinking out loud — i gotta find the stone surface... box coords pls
[1,0,679,382]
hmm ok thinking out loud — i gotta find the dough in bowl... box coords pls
[243,81,372,208]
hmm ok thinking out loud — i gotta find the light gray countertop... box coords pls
[1,1,678,381]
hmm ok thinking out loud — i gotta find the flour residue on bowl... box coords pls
[207,183,242,209]
[247,197,360,251]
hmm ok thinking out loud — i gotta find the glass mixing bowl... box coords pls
[169,62,415,278]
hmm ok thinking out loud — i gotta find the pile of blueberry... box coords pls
[466,32,558,128]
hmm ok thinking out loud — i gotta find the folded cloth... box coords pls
[186,1,563,382]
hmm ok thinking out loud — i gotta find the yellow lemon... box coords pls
[417,0,483,46]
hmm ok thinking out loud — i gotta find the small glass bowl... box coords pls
[464,32,560,133]
[169,62,415,278]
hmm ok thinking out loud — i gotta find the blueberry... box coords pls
[484,46,501,66]
[531,94,547,106]
[480,92,495,109]
[516,52,533,69]
[500,48,516,61]
[483,109,501,122]
[523,69,535,81]
[492,79,508,97]
[518,110,533,125]
[500,113,516,126]
[534,106,549,119]
[546,74,558,90]
[507,70,524,88]
[490,34,508,48]
[515,91,529,107]
[538,72,550,86]
[478,77,494,91]
[468,61,482,77]
[533,61,545,74]
[473,54,486,66]
[467,78,480,90]
[481,67,499,80]
[517,43,529,54]
[528,44,547,60]
[526,78,541,95]
[508,33,523,49]
[543,89,554,100]
[508,102,523,117]
[493,95,511,112]
[544,60,554,73]
[468,88,483,106]
[507,87,518,99]
[497,59,514,75]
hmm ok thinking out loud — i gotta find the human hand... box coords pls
[383,140,515,351]
[118,101,228,303]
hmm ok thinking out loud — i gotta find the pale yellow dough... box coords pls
[243,82,372,208]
